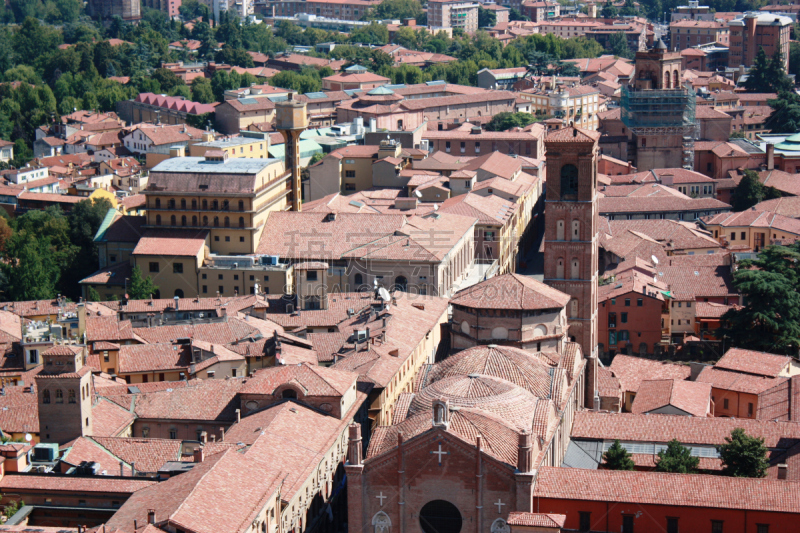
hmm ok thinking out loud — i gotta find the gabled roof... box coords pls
[715,348,793,378]
[631,379,711,417]
[545,125,600,143]
[450,273,570,311]
[239,362,357,397]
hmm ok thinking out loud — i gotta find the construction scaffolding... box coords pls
[620,86,699,170]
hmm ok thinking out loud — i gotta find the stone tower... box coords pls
[276,93,309,211]
[543,126,599,407]
[35,344,93,443]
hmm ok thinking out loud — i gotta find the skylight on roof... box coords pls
[305,92,327,99]
[426,80,446,85]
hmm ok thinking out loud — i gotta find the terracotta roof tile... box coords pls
[506,513,566,528]
[714,348,793,377]
[533,466,800,513]
[132,229,208,257]
[631,379,712,416]
[450,273,570,311]
[239,363,357,396]
[696,366,785,395]
[0,474,154,494]
[608,355,690,393]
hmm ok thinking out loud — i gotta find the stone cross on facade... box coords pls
[376,492,387,506]
[431,443,449,465]
[494,499,505,513]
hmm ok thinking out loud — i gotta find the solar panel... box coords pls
[426,80,446,86]
[349,200,364,207]
[268,95,288,103]
[343,89,363,96]
[305,92,328,99]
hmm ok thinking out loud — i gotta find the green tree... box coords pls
[152,68,185,93]
[486,112,536,131]
[60,199,114,298]
[128,265,159,300]
[744,47,792,93]
[720,242,800,354]
[602,439,634,470]
[718,428,769,478]
[86,286,101,302]
[765,91,800,134]
[269,70,321,94]
[191,76,215,103]
[608,32,632,59]
[478,7,497,28]
[732,169,780,211]
[365,0,424,21]
[350,22,389,45]
[2,235,61,301]
[790,41,800,79]
[654,439,700,474]
[11,139,31,168]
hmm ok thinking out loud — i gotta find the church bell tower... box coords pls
[543,126,599,407]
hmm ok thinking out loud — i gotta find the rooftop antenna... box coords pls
[379,287,391,302]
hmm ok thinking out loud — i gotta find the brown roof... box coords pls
[450,273,570,311]
[506,513,566,528]
[0,474,155,494]
[118,343,191,374]
[239,363,357,396]
[545,125,601,143]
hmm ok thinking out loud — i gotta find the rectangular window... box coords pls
[445,141,451,153]
[579,512,591,532]
[169,428,177,439]
[667,518,678,533]
[621,312,628,324]
[723,398,730,409]
[202,273,207,279]
[712,521,723,533]
[202,285,208,293]
[345,170,356,178]
[149,262,159,273]
[103,351,109,363]
[741,231,746,240]
[219,286,224,294]
[730,232,736,241]
[748,402,754,416]
[622,515,634,533]
[173,263,183,274]
[345,183,356,191]
[637,298,643,307]
[756,525,769,533]
[624,298,630,306]
[225,236,230,242]
[307,271,318,281]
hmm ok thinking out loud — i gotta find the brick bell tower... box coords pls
[543,126,600,407]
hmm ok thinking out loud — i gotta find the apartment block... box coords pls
[728,12,792,71]
[427,0,479,34]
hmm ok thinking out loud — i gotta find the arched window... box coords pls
[43,390,50,404]
[570,299,578,318]
[282,389,297,399]
[214,217,219,227]
[191,199,197,209]
[354,273,363,286]
[223,200,229,211]
[673,70,679,89]
[419,500,461,533]
[394,276,407,291]
[239,216,245,228]
[170,215,176,226]
[192,216,197,226]
[68,389,76,403]
[203,216,208,226]
[212,200,219,210]
[155,198,161,208]
[556,258,564,279]
[224,217,230,228]
[180,198,186,209]
[571,258,580,279]
[55,389,64,404]
[560,164,578,200]
[181,215,187,226]
[156,215,161,226]
[664,70,671,89]
[238,200,244,211]
[175,289,184,298]
[572,220,580,240]
[202,199,208,210]
[556,220,565,240]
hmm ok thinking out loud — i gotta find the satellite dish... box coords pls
[414,190,422,198]
[378,287,391,302]
[24,434,32,442]
[651,255,659,265]
[433,204,439,211]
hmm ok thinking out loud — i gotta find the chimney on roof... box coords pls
[200,430,207,444]
[767,143,775,171]
[219,427,225,441]
[517,430,533,473]
[131,462,136,476]
[120,461,125,477]
[347,423,362,466]
[147,510,156,525]
[778,463,788,480]
[193,447,204,463]
[236,408,241,423]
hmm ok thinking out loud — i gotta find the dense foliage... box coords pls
[718,428,769,478]
[720,242,800,354]
[602,439,635,470]
[731,169,781,211]
[654,439,700,474]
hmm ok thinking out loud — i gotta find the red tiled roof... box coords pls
[118,343,191,374]
[134,93,215,115]
[533,466,800,513]
[89,437,183,473]
[545,126,600,143]
[631,379,711,417]
[132,230,208,257]
[608,355,690,393]
[450,273,570,311]
[714,348,793,378]
[697,366,786,395]
[506,512,566,527]
[239,362,357,396]
[0,473,154,493]
[92,397,135,437]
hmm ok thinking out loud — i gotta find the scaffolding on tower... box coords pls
[620,85,698,170]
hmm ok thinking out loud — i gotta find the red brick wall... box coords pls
[598,291,664,356]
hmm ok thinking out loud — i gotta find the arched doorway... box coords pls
[394,275,408,291]
[419,500,462,533]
